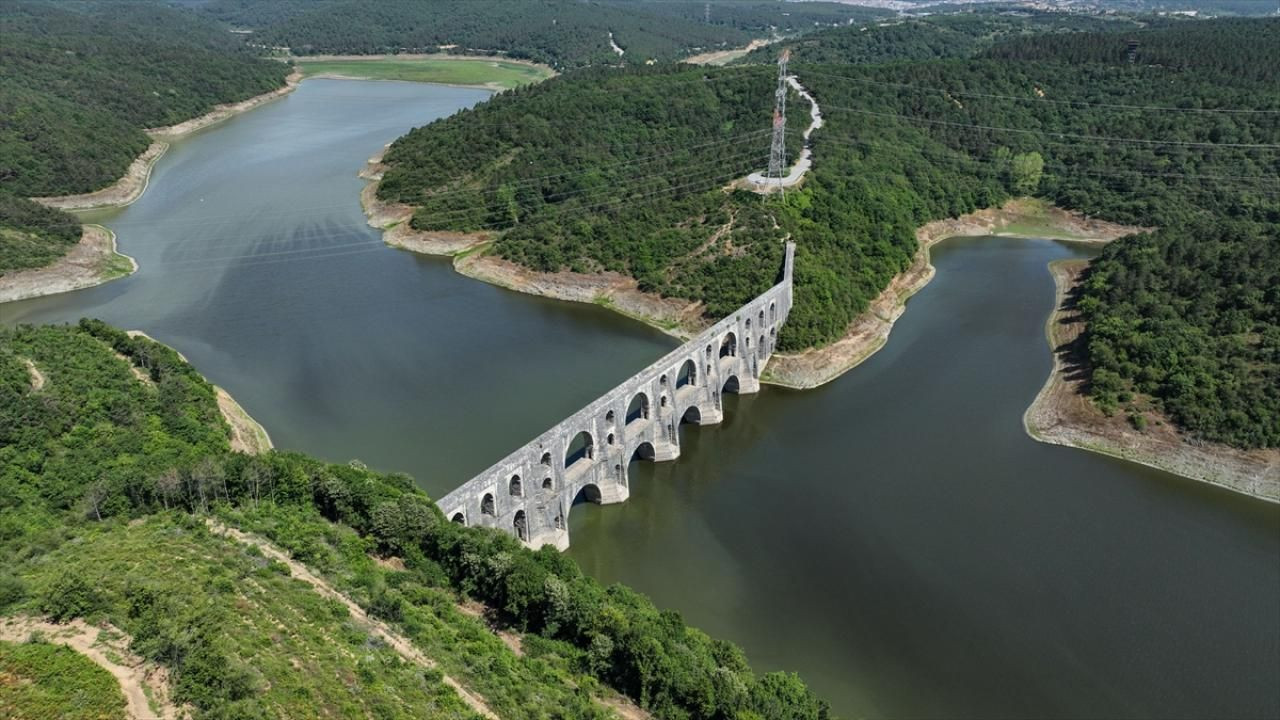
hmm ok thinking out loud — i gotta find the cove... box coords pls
[568,236,1280,718]
[2,80,1276,719]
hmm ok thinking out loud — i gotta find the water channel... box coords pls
[3,79,1276,719]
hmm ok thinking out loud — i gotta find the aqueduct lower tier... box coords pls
[437,242,795,550]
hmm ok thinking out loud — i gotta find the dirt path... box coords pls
[207,522,498,719]
[0,616,181,720]
[1025,261,1280,502]
[0,225,135,303]
[765,199,1145,389]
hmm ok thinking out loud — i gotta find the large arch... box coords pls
[723,375,741,394]
[570,483,603,510]
[629,441,656,463]
[719,332,737,358]
[626,392,650,424]
[682,405,702,424]
[677,358,697,388]
[565,430,594,469]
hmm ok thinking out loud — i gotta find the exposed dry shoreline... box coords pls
[124,331,273,455]
[3,70,304,305]
[33,70,303,213]
[0,224,135,303]
[360,148,707,339]
[1025,261,1280,502]
[764,199,1145,388]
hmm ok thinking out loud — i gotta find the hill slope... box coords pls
[373,17,1279,448]
[0,320,830,719]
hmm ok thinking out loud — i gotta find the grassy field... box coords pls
[296,57,553,89]
[0,640,127,720]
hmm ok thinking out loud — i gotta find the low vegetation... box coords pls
[296,57,553,90]
[0,640,127,720]
[0,320,829,719]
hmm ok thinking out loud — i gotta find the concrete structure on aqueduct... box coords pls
[437,242,795,550]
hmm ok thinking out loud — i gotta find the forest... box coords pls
[376,15,1278,447]
[737,9,1145,66]
[0,320,828,720]
[203,0,738,68]
[201,0,886,68]
[0,0,289,275]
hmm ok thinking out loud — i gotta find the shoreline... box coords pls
[763,198,1146,389]
[359,149,705,341]
[1024,261,1279,503]
[124,331,274,455]
[0,225,136,304]
[34,69,304,213]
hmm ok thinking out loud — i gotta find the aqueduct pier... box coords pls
[437,242,795,550]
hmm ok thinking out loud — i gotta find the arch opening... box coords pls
[682,406,702,424]
[677,358,697,388]
[626,392,650,424]
[480,493,495,516]
[513,510,528,542]
[542,477,553,491]
[509,474,522,497]
[540,451,552,466]
[720,332,737,358]
[451,512,466,526]
[605,409,615,423]
[723,375,741,394]
[573,483,603,506]
[630,441,657,463]
[565,430,595,469]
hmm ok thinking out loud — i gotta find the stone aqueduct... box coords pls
[437,242,795,550]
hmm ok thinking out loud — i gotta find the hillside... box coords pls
[201,0,888,68]
[737,8,1144,66]
[0,320,830,719]
[0,0,289,275]
[373,17,1279,448]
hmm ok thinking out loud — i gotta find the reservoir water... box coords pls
[3,79,1277,718]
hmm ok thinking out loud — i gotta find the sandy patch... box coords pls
[0,616,183,720]
[684,38,773,66]
[764,199,1146,389]
[1024,260,1279,502]
[21,358,45,391]
[0,225,135,303]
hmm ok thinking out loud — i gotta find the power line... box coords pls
[822,104,1280,150]
[803,69,1280,115]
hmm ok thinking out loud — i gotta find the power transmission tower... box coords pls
[767,49,790,193]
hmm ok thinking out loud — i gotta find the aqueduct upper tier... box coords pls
[437,242,794,550]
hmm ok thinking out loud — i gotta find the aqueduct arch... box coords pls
[437,242,794,551]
